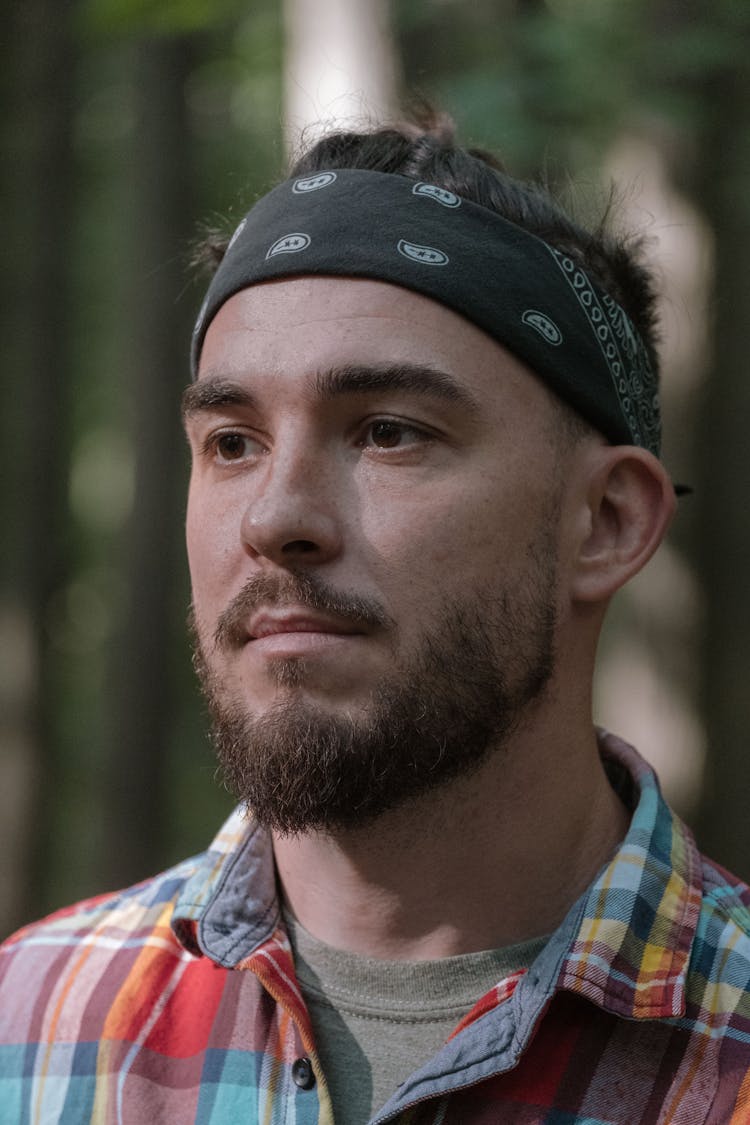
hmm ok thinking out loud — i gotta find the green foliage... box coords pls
[394,0,749,175]
[79,0,247,37]
[394,0,648,173]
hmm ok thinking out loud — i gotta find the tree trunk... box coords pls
[692,48,750,879]
[0,0,76,934]
[282,0,399,150]
[102,37,195,890]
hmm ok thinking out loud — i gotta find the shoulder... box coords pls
[0,854,202,1041]
[2,851,201,951]
[683,852,750,1037]
[693,853,750,970]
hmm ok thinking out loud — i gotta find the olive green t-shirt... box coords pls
[284,910,547,1123]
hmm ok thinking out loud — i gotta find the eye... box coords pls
[205,431,262,464]
[361,419,427,449]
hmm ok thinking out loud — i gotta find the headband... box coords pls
[191,168,661,456]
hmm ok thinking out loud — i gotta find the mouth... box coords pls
[211,574,391,655]
[247,609,366,645]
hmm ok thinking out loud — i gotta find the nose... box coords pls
[239,442,343,567]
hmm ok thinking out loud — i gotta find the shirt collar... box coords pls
[171,731,704,1019]
[172,808,279,965]
[555,730,703,1020]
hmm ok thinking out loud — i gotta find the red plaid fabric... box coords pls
[2,733,750,1123]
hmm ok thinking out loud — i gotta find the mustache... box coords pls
[211,572,392,651]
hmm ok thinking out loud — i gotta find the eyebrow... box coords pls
[182,377,257,418]
[315,364,481,415]
[181,362,481,419]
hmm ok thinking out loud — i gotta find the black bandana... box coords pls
[191,169,661,456]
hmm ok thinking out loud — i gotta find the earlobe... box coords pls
[571,447,676,604]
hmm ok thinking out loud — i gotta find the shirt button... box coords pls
[292,1057,316,1090]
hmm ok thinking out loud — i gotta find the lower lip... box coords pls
[247,631,362,658]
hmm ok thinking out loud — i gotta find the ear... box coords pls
[570,446,676,604]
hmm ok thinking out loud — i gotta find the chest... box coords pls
[32,967,737,1124]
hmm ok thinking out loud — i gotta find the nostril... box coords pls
[240,501,341,564]
[281,540,319,554]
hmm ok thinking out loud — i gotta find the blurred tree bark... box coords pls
[0,0,76,935]
[283,0,399,148]
[692,30,750,878]
[102,36,195,890]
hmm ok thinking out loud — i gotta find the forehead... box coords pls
[197,276,554,417]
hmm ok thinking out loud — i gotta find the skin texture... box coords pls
[184,276,676,959]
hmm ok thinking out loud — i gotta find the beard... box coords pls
[191,530,559,836]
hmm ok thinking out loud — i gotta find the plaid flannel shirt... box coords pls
[2,731,750,1124]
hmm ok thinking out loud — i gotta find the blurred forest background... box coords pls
[2,0,749,937]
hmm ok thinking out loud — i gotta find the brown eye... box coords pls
[368,421,405,448]
[216,433,250,460]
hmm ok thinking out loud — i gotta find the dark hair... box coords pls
[196,111,660,380]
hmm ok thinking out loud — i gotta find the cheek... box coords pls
[185,485,239,608]
[364,459,557,618]
[357,475,514,591]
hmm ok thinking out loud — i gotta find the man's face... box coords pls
[185,277,566,833]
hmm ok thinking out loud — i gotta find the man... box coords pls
[2,117,749,1124]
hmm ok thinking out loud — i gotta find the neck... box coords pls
[272,713,629,960]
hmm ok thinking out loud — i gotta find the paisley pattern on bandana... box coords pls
[548,247,660,456]
[191,169,662,457]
